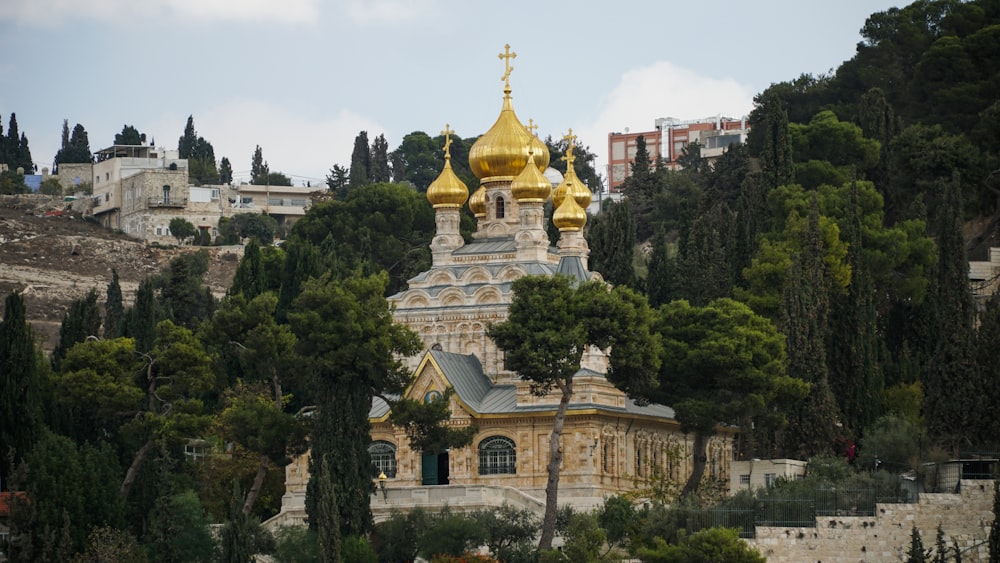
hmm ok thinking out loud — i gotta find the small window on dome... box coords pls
[496,196,506,219]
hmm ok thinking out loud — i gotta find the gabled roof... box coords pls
[369,350,675,421]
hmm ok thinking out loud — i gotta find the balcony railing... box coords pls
[148,197,187,208]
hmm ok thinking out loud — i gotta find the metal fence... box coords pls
[687,486,916,538]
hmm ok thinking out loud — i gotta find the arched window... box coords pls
[478,436,516,475]
[368,440,397,478]
[495,196,506,219]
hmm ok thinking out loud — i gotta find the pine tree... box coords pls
[349,131,371,189]
[114,125,142,146]
[369,133,391,183]
[326,164,349,196]
[0,292,42,487]
[105,269,124,339]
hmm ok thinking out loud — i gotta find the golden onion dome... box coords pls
[550,130,590,211]
[468,185,486,217]
[426,125,469,208]
[526,118,551,171]
[468,45,548,181]
[552,184,588,231]
[510,149,550,202]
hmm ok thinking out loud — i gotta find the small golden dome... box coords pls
[550,130,591,211]
[426,125,469,208]
[552,184,588,231]
[469,185,486,217]
[511,149,550,202]
[468,45,548,181]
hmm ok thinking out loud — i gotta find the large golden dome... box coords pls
[468,185,486,217]
[510,149,550,202]
[468,45,549,182]
[426,125,469,208]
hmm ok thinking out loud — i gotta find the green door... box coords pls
[422,453,438,485]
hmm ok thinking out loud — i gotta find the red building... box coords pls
[607,115,749,192]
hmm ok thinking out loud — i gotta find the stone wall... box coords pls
[751,480,996,562]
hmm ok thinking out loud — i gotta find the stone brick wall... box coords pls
[750,479,996,562]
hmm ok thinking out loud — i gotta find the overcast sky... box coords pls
[0,0,901,187]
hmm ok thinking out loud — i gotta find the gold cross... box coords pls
[441,123,454,156]
[526,118,538,137]
[562,129,577,166]
[498,43,517,88]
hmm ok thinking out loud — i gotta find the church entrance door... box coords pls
[421,451,449,485]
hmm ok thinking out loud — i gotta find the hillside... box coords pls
[0,195,241,349]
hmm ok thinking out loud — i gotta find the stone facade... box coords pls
[751,479,996,562]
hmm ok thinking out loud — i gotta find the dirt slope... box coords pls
[0,195,241,350]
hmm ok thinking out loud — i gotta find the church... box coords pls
[267,46,734,528]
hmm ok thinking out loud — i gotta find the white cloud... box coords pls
[577,61,755,181]
[156,99,387,186]
[0,0,318,26]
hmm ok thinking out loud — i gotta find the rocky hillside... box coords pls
[0,195,241,350]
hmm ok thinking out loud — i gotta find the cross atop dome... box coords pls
[499,44,516,90]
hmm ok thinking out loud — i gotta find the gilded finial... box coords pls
[499,43,517,90]
[441,123,454,158]
[527,118,538,138]
[561,128,577,167]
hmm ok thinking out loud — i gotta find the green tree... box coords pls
[418,509,484,560]
[219,482,256,563]
[598,495,637,549]
[123,278,165,353]
[325,164,349,195]
[178,116,219,185]
[55,122,92,165]
[651,298,806,493]
[114,124,142,145]
[221,213,278,246]
[0,169,27,195]
[0,292,42,486]
[156,251,217,329]
[469,504,538,560]
[289,271,421,539]
[147,490,216,563]
[120,321,216,500]
[229,240,266,300]
[104,269,125,339]
[922,176,978,447]
[586,200,636,288]
[51,288,102,370]
[250,145,268,185]
[488,276,661,549]
[749,91,794,190]
[635,527,765,563]
[780,201,843,458]
[369,133,391,184]
[168,217,197,245]
[908,525,928,563]
[349,131,370,189]
[39,177,62,196]
[219,156,233,185]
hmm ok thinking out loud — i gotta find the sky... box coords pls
[0,0,903,189]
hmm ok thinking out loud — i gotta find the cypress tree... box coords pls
[781,199,843,457]
[250,145,268,185]
[104,269,124,339]
[230,240,266,300]
[678,202,736,305]
[923,176,977,447]
[752,91,794,189]
[315,457,342,563]
[219,156,233,185]
[908,525,928,563]
[349,131,370,189]
[828,184,884,436]
[220,481,255,563]
[125,279,160,353]
[369,134,391,184]
[51,288,102,370]
[0,292,42,486]
[178,116,197,158]
[645,228,677,308]
[586,201,636,289]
